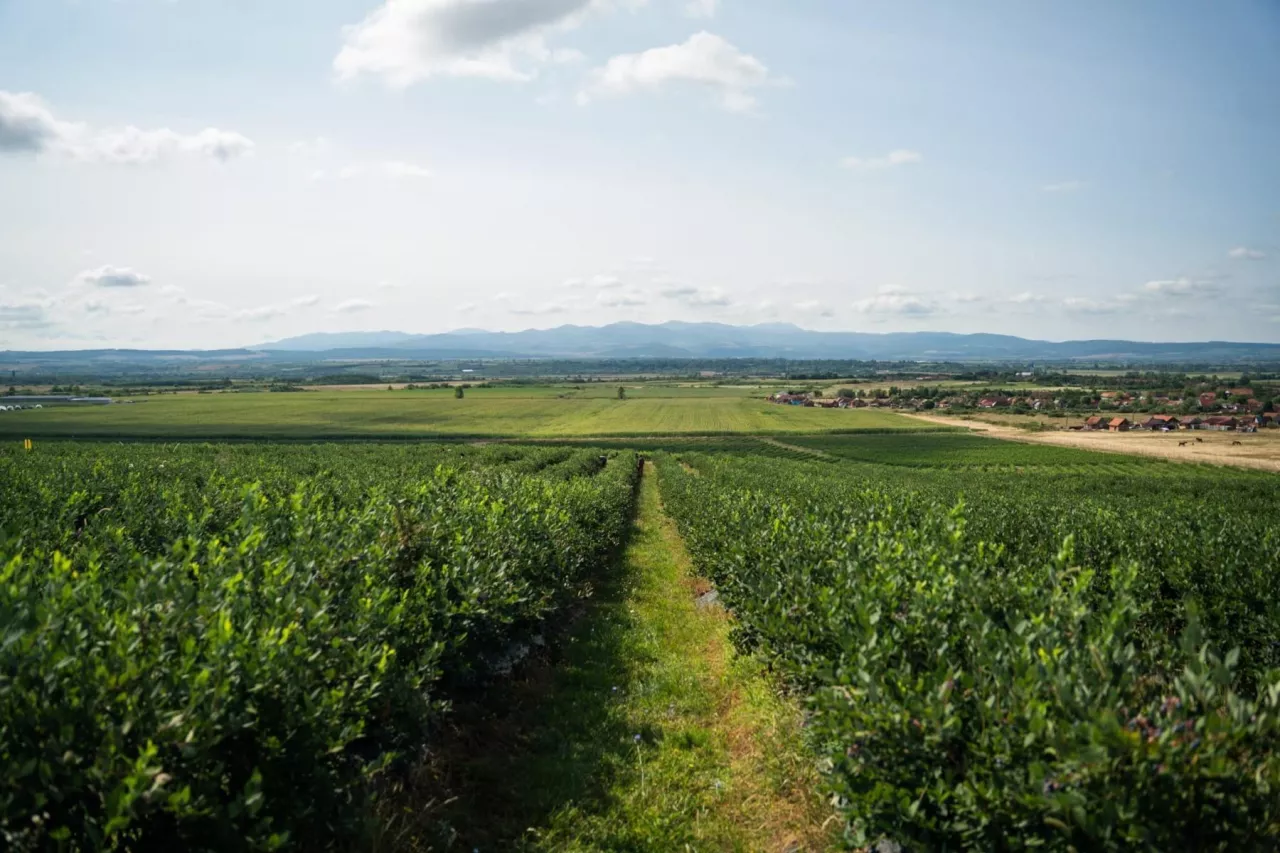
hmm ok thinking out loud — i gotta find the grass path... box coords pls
[407,464,835,851]
[755,436,835,461]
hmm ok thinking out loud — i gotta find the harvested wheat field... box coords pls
[905,413,1280,473]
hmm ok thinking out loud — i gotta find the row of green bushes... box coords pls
[658,453,1280,850]
[0,443,638,849]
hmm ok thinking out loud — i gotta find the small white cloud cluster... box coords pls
[76,265,152,288]
[0,90,253,164]
[1142,277,1220,297]
[851,285,936,316]
[658,282,731,306]
[578,31,775,113]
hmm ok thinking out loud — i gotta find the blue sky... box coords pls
[0,0,1276,348]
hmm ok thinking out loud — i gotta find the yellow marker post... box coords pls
[23,439,32,452]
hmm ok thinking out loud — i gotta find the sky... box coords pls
[0,0,1277,350]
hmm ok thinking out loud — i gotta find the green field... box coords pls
[784,431,1150,468]
[3,427,1279,849]
[0,387,922,439]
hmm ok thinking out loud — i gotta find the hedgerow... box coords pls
[0,443,637,850]
[658,453,1280,850]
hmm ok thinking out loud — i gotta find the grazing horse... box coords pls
[1232,440,1243,446]
[1179,441,1188,447]
[1195,437,1204,443]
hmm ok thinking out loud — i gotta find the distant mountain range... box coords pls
[254,322,1280,363]
[5,323,1279,367]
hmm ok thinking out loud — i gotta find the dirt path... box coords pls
[902,412,1280,473]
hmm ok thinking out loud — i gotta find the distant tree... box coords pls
[454,386,464,399]
[837,388,855,399]
[617,386,626,400]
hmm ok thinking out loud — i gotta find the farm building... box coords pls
[1140,415,1179,430]
[1181,416,1204,430]
[1204,416,1240,431]
[1108,417,1131,432]
[1083,415,1105,430]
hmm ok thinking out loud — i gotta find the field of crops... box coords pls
[658,452,1280,849]
[0,389,921,440]
[784,432,1152,469]
[0,442,639,849]
[6,427,1280,850]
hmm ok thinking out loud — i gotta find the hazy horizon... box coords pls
[7,319,1280,354]
[2,0,1277,350]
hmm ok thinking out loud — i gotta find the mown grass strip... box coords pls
[529,465,835,851]
[400,465,834,851]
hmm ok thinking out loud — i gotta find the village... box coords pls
[768,384,1280,433]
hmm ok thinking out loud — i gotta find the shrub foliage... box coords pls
[658,453,1280,850]
[0,443,638,849]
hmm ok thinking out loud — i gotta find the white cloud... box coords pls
[236,305,287,322]
[793,299,834,318]
[596,289,647,307]
[76,265,151,288]
[334,0,599,87]
[334,298,377,313]
[578,32,776,113]
[1061,296,1128,315]
[1041,180,1084,193]
[591,274,622,288]
[0,298,55,330]
[684,0,718,18]
[840,149,922,171]
[1006,291,1050,304]
[0,90,253,164]
[0,90,67,153]
[851,285,937,316]
[1142,277,1220,297]
[291,294,321,308]
[950,292,987,303]
[1227,246,1265,260]
[659,283,731,306]
[381,160,433,179]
